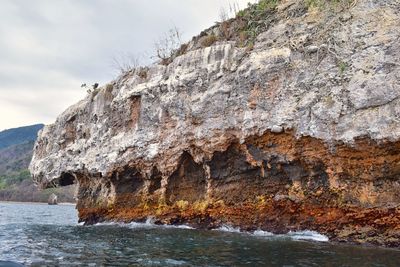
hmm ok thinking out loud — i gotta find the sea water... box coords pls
[0,202,399,266]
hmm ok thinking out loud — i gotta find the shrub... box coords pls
[338,61,347,74]
[219,2,241,22]
[105,83,113,92]
[201,34,218,47]
[217,0,281,48]
[112,53,140,74]
[137,67,149,80]
[306,0,355,10]
[154,26,183,65]
[257,0,280,11]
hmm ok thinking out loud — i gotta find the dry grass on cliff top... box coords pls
[114,0,356,79]
[175,0,357,57]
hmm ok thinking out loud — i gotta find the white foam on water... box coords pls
[144,217,194,229]
[165,259,187,265]
[145,217,155,224]
[88,221,153,229]
[161,224,194,230]
[252,229,328,242]
[89,218,194,230]
[86,221,328,242]
[126,221,155,229]
[287,230,329,242]
[252,229,274,237]
[90,222,119,226]
[251,229,328,242]
[213,224,241,233]
[126,217,157,229]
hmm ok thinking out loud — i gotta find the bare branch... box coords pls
[111,53,141,74]
[154,26,183,64]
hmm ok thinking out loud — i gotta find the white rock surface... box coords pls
[30,0,400,187]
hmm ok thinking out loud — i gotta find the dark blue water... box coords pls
[0,202,399,266]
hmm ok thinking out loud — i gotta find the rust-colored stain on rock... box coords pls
[74,131,400,247]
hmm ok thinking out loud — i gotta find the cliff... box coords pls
[30,0,400,247]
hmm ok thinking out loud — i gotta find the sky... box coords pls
[0,0,256,131]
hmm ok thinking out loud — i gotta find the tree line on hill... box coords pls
[0,124,75,203]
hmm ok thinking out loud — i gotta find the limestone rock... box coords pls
[48,193,58,205]
[30,0,400,247]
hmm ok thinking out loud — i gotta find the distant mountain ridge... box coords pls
[0,141,35,176]
[0,124,75,203]
[0,124,44,150]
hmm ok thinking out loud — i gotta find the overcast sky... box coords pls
[0,0,256,131]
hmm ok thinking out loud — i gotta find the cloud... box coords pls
[0,0,256,131]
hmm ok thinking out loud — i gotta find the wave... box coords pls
[286,231,329,242]
[88,218,194,230]
[253,229,329,242]
[87,221,328,242]
[252,229,274,237]
[213,224,241,233]
[213,225,328,242]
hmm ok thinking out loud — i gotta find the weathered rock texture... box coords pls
[30,0,400,247]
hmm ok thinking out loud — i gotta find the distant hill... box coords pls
[0,124,44,150]
[0,141,34,176]
[0,124,75,203]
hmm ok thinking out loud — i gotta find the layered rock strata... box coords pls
[30,0,400,247]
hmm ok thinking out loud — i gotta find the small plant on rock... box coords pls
[201,34,218,47]
[338,60,347,74]
[154,26,183,65]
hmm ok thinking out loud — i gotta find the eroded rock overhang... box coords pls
[29,0,400,246]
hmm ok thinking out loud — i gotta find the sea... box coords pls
[0,202,399,266]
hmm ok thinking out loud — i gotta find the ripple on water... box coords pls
[213,225,329,242]
[91,219,194,230]
[1,202,400,266]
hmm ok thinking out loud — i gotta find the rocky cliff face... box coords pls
[30,0,400,247]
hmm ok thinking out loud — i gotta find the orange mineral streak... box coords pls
[75,131,400,247]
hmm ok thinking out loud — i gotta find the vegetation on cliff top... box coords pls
[216,0,355,45]
[109,0,356,82]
